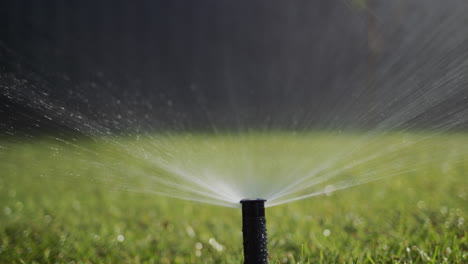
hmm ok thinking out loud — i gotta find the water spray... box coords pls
[240,199,268,264]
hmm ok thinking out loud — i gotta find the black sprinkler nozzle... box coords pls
[241,199,268,264]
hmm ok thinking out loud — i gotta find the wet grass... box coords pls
[0,133,467,263]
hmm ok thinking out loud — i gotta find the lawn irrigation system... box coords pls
[241,199,268,264]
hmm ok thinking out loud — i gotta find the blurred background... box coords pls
[1,0,467,135]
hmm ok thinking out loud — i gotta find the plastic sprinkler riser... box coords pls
[240,199,268,264]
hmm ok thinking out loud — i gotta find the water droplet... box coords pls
[4,207,12,215]
[186,226,195,238]
[417,200,426,209]
[44,215,52,224]
[440,206,448,215]
[195,242,203,250]
[208,238,223,252]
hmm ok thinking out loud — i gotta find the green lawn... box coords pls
[0,132,467,263]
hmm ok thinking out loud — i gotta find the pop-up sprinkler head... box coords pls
[240,199,268,264]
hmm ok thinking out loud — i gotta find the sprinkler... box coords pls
[240,199,268,264]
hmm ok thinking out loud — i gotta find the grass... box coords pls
[0,132,467,263]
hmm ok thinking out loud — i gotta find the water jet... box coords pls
[241,199,268,264]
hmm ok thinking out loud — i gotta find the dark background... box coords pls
[1,0,467,134]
